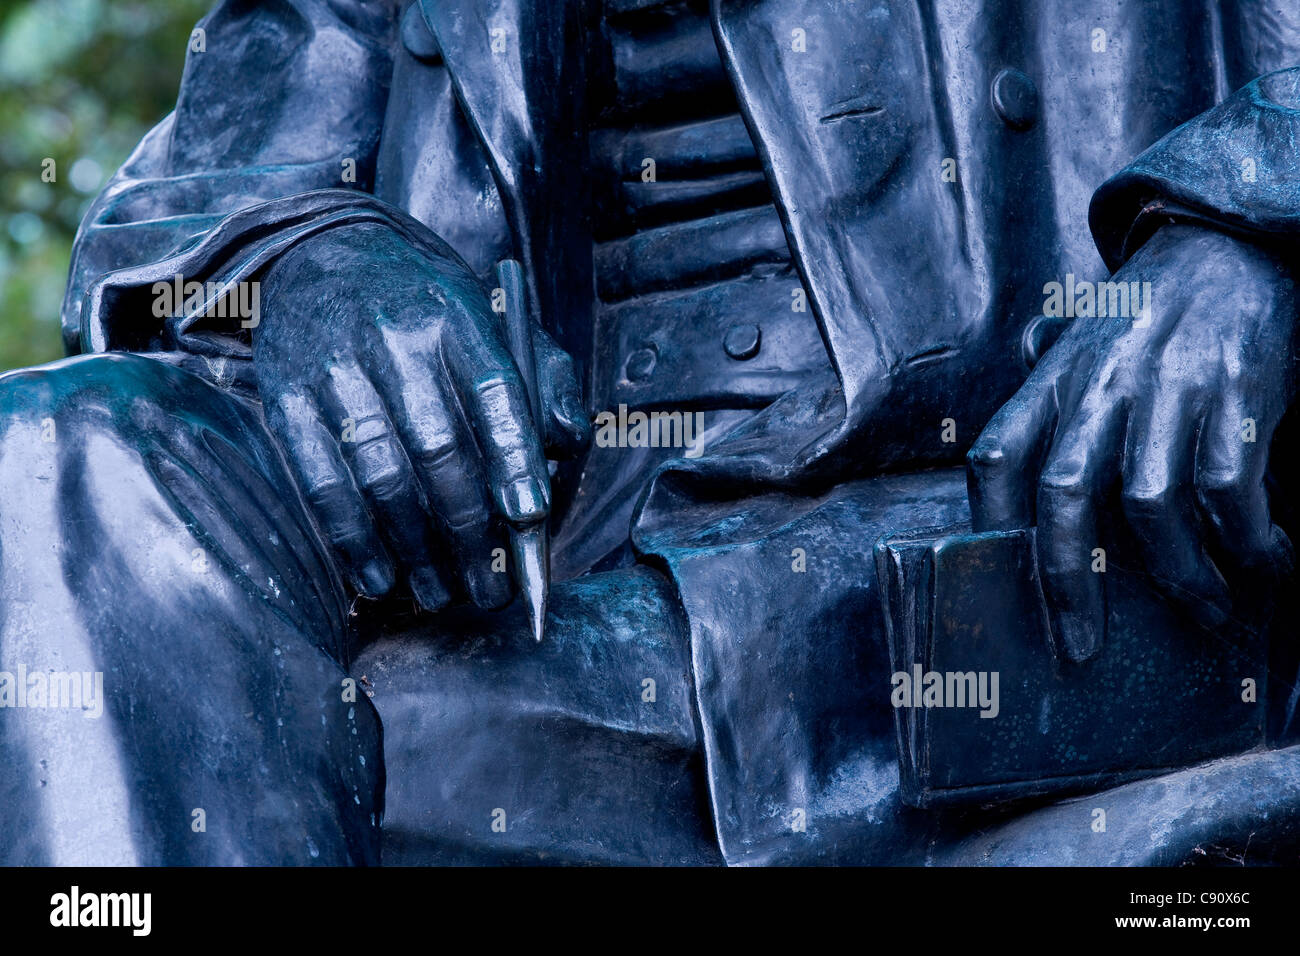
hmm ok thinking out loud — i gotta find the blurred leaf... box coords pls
[0,0,210,370]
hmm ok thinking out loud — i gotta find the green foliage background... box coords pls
[0,0,209,371]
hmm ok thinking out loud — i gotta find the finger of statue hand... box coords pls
[322,364,455,612]
[445,317,551,526]
[266,387,396,598]
[377,346,513,609]
[1035,382,1126,662]
[1195,393,1294,580]
[967,369,1060,532]
[534,328,592,458]
[1121,383,1231,629]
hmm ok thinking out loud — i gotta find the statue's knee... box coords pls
[1,354,174,445]
[0,353,278,549]
[0,352,259,464]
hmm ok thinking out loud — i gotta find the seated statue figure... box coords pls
[1,0,1299,865]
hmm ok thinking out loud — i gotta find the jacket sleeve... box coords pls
[1091,62,1300,271]
[61,0,408,359]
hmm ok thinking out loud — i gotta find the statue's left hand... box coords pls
[966,223,1297,661]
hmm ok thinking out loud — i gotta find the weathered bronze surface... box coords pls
[2,0,1298,865]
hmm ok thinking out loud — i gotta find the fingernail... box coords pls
[1050,609,1103,663]
[563,395,593,443]
[499,476,549,523]
[409,565,452,612]
[358,558,395,597]
[464,559,512,610]
[561,391,586,425]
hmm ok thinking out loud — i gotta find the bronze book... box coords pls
[874,526,1283,809]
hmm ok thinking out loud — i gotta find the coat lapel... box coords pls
[418,0,595,367]
[711,0,974,444]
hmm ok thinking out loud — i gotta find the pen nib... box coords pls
[510,523,549,643]
[528,599,546,644]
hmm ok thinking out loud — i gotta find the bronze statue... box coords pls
[1,0,1297,865]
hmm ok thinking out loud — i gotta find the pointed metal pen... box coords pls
[495,259,548,643]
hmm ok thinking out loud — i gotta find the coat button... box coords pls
[401,3,442,62]
[991,68,1038,130]
[625,347,657,382]
[723,324,761,360]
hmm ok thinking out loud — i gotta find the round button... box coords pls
[991,68,1038,130]
[401,3,442,62]
[723,324,762,360]
[625,347,657,382]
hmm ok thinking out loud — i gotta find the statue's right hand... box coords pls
[252,222,590,611]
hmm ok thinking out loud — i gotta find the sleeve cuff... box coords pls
[1090,66,1300,272]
